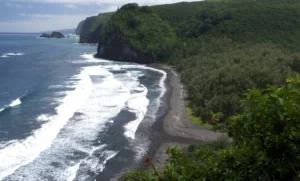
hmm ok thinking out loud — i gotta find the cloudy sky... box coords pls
[0,0,199,33]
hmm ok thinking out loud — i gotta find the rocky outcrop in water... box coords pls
[40,31,65,38]
[96,33,153,63]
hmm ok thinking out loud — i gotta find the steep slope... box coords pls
[93,0,300,122]
[79,16,96,43]
[122,1,300,180]
[96,3,177,63]
[75,13,113,43]
[90,12,113,32]
[75,20,84,35]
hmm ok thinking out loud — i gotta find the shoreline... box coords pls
[109,63,225,180]
[156,65,224,142]
[135,64,225,173]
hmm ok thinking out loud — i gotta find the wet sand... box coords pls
[147,65,225,173]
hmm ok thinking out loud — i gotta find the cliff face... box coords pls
[96,4,176,64]
[79,16,96,43]
[75,13,113,43]
[75,20,84,35]
[97,33,153,63]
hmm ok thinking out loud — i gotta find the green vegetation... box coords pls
[125,76,300,180]
[186,101,216,130]
[161,0,300,121]
[88,1,300,179]
[99,3,177,61]
[97,0,300,122]
[90,12,113,32]
[173,38,300,121]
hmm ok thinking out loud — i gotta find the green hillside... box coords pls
[98,3,177,62]
[166,0,300,121]
[90,12,113,32]
[167,0,300,121]
[83,1,300,180]
[96,0,300,122]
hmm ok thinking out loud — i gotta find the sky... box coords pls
[0,0,200,33]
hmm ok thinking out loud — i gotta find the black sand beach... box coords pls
[113,65,225,180]
[130,65,225,174]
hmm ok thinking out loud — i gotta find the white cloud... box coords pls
[6,3,23,8]
[18,13,58,18]
[0,13,95,32]
[64,4,77,9]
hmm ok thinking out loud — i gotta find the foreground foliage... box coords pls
[125,76,300,180]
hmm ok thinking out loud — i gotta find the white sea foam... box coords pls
[3,66,130,180]
[0,96,24,113]
[117,64,167,97]
[48,85,73,89]
[110,64,167,161]
[66,162,81,181]
[50,67,128,180]
[36,114,50,122]
[0,71,93,180]
[80,53,110,63]
[0,60,167,180]
[0,140,17,150]
[124,84,149,140]
[115,65,167,140]
[97,151,119,172]
[70,145,118,181]
[105,65,122,71]
[9,98,21,107]
[5,53,24,56]
[1,53,24,58]
[134,66,167,98]
[113,70,149,140]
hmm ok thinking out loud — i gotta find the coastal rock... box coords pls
[40,33,51,38]
[96,3,176,64]
[77,13,112,43]
[79,16,96,43]
[75,20,84,35]
[96,34,153,63]
[50,32,65,38]
[40,31,65,38]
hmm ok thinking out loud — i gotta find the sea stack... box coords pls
[40,31,65,38]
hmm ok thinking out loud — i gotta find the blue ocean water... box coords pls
[0,33,166,180]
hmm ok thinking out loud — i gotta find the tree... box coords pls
[125,75,300,181]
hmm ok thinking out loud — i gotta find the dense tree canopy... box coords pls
[125,76,300,181]
[92,0,300,180]
[96,0,300,123]
[99,4,177,61]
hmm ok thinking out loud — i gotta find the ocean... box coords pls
[0,33,166,180]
